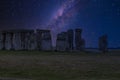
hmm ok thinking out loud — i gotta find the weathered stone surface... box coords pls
[99,35,108,53]
[67,29,74,50]
[56,28,85,51]
[0,29,40,50]
[13,32,21,50]
[75,29,85,51]
[56,32,67,51]
[36,29,52,51]
[0,32,5,50]
[0,28,86,51]
[5,32,12,50]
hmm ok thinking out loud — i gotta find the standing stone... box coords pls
[80,38,86,51]
[36,29,52,51]
[41,30,52,51]
[0,31,14,50]
[3,33,6,50]
[56,32,67,51]
[75,29,85,51]
[5,32,12,50]
[28,32,37,50]
[25,30,36,50]
[0,32,5,50]
[36,30,43,50]
[99,35,108,53]
[10,32,14,50]
[19,30,36,50]
[67,29,74,50]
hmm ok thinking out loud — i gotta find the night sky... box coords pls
[0,0,120,48]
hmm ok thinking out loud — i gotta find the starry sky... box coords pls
[0,0,120,48]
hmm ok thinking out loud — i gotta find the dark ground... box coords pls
[0,51,120,80]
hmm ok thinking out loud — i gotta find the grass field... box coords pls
[0,50,120,80]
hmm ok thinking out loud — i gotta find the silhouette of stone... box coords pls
[99,35,108,53]
[36,29,52,51]
[56,32,67,51]
[0,30,36,50]
[80,38,86,51]
[0,32,6,50]
[0,29,52,51]
[67,29,74,50]
[75,29,85,51]
[75,29,82,50]
[0,28,86,51]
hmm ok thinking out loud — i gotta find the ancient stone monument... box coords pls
[75,29,85,51]
[0,29,52,51]
[56,32,67,51]
[36,29,52,51]
[67,29,74,50]
[0,30,36,50]
[99,35,108,53]
[0,28,86,51]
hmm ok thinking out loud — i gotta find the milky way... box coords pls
[46,0,82,46]
[48,0,81,31]
[1,0,120,47]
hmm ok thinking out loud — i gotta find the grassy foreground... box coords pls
[0,51,120,80]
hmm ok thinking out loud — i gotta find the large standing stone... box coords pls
[75,29,82,50]
[5,32,13,50]
[67,29,74,50]
[56,32,67,51]
[99,35,108,53]
[36,29,52,51]
[0,32,5,50]
[27,31,37,50]
[13,30,22,50]
[0,31,13,50]
[36,30,42,50]
[12,29,36,50]
[19,30,36,50]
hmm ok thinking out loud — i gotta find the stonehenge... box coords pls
[56,29,85,51]
[0,29,52,51]
[0,28,85,51]
[0,28,108,52]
